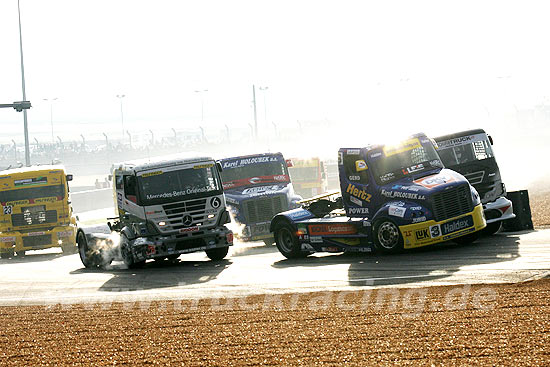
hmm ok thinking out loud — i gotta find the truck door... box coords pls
[339,149,372,217]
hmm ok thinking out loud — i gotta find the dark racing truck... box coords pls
[269,133,487,258]
[219,152,301,245]
[434,129,515,234]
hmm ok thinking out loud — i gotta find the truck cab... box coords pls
[219,152,301,244]
[434,129,515,234]
[0,165,76,258]
[270,133,487,258]
[77,154,233,268]
[287,157,328,199]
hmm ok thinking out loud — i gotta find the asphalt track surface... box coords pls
[1,227,549,307]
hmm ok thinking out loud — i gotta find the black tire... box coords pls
[205,246,229,261]
[275,223,309,259]
[374,219,404,253]
[120,234,145,269]
[78,231,109,268]
[16,250,26,257]
[453,231,480,245]
[483,221,502,236]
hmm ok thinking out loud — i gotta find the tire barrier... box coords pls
[503,190,534,231]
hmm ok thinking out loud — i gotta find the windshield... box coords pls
[0,185,65,203]
[371,138,443,185]
[220,158,289,188]
[137,165,221,206]
[437,137,494,166]
[289,166,319,182]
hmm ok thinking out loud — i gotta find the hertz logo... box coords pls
[346,184,372,202]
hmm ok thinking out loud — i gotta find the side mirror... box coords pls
[216,161,223,172]
[66,174,73,181]
[488,135,494,145]
[108,174,113,181]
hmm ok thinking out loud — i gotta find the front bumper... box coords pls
[400,204,486,249]
[129,226,233,262]
[0,225,76,253]
[483,196,515,224]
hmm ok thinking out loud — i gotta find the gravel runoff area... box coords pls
[1,279,549,366]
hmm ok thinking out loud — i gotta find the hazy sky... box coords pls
[1,0,550,144]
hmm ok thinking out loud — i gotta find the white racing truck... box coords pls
[76,154,233,269]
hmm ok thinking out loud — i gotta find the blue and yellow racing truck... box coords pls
[270,133,487,258]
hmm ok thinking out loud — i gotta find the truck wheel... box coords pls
[374,220,403,253]
[483,221,501,236]
[205,246,229,261]
[275,224,309,259]
[16,250,26,257]
[453,232,480,245]
[120,235,145,269]
[78,231,109,268]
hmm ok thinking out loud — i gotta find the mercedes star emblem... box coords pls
[182,215,193,227]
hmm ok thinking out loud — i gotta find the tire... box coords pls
[16,250,26,257]
[483,221,502,236]
[77,231,112,268]
[205,246,229,261]
[374,219,404,253]
[120,234,145,269]
[275,223,309,259]
[453,231,480,245]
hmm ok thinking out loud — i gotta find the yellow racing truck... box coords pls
[0,165,77,258]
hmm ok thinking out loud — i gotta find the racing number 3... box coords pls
[3,205,12,215]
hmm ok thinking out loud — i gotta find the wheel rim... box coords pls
[277,227,295,253]
[377,221,400,250]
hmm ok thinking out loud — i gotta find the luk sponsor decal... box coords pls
[381,189,425,200]
[388,205,406,218]
[415,228,430,240]
[308,224,357,236]
[345,184,372,203]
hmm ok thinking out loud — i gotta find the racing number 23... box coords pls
[3,205,12,215]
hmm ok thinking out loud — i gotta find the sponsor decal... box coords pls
[407,163,424,174]
[0,236,16,242]
[415,228,430,240]
[56,231,73,238]
[349,196,362,206]
[348,207,369,215]
[288,210,313,220]
[410,206,422,211]
[380,189,426,200]
[222,156,280,169]
[145,186,213,200]
[193,163,214,169]
[346,149,360,155]
[225,196,238,205]
[370,152,382,158]
[35,197,58,203]
[379,172,395,183]
[242,185,281,195]
[436,133,486,149]
[179,226,199,233]
[345,184,372,203]
[224,175,289,190]
[28,232,46,236]
[412,216,427,223]
[441,216,473,235]
[429,159,444,168]
[3,205,13,215]
[355,160,368,172]
[383,138,421,157]
[388,205,406,218]
[5,200,30,206]
[310,236,323,243]
[348,175,360,181]
[308,224,357,236]
[414,174,455,189]
[141,170,163,177]
[14,176,48,186]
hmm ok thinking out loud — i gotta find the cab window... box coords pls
[124,175,138,203]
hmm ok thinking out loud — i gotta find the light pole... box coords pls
[252,85,258,139]
[43,98,58,144]
[194,89,208,124]
[116,94,125,142]
[17,0,30,166]
[259,86,269,124]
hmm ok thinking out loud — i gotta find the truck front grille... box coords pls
[431,185,472,222]
[463,171,485,185]
[162,199,207,230]
[244,195,287,223]
[11,210,57,227]
[22,234,52,247]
